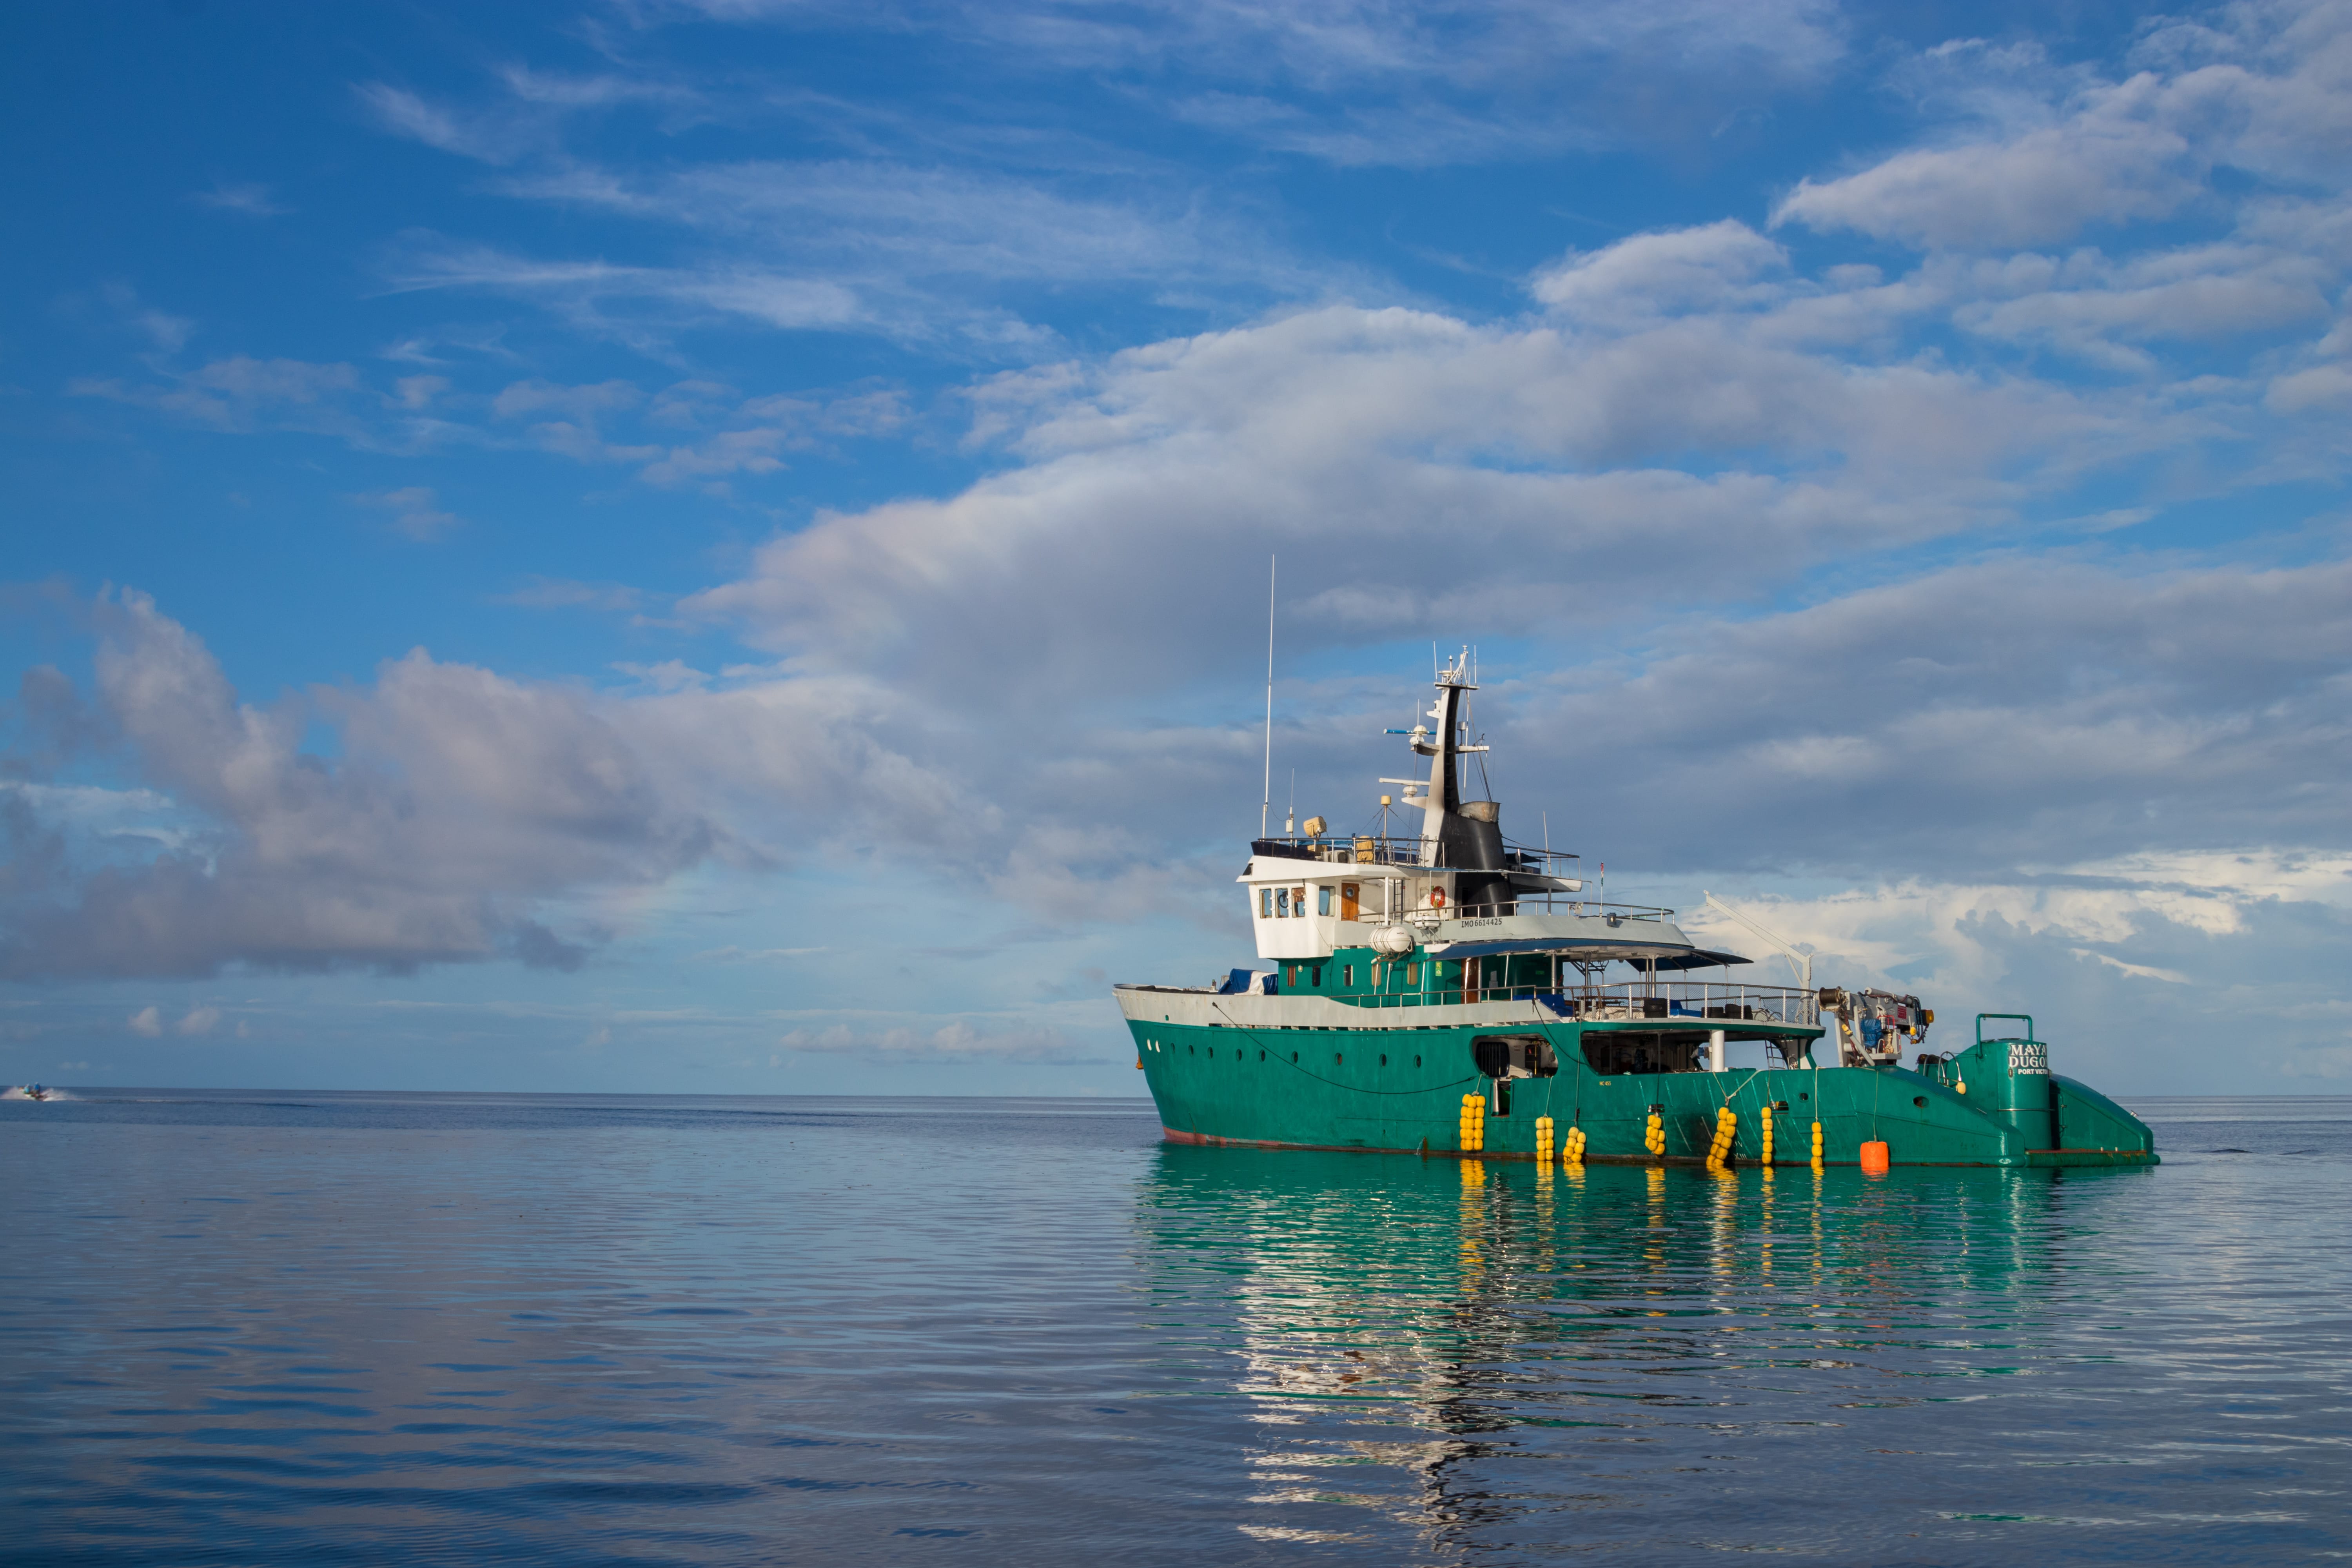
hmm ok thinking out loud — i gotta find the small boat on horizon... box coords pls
[1113,652,2157,1169]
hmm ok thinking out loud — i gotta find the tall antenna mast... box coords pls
[1260,556,1276,839]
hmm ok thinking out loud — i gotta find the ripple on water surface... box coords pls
[2,1090,2347,1564]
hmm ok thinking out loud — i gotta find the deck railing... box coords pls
[1332,981,1817,1026]
[1556,982,1819,1028]
[1256,833,1564,869]
[1417,898,1676,922]
[1374,902,1693,926]
[1252,835,1667,923]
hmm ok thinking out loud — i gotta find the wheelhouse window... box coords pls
[1292,885,1307,917]
[1316,885,1332,916]
[1275,888,1290,917]
[1259,888,1273,919]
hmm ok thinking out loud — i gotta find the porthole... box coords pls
[1291,1051,1298,1063]
[1913,1095,1927,1108]
[1258,1050,1265,1062]
[1414,1054,1422,1067]
[1379,1054,1387,1066]
[1335,1053,1343,1065]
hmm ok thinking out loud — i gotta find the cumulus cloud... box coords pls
[1679,842,2352,1087]
[1775,11,2352,252]
[1510,554,2352,875]
[0,592,723,978]
[127,1005,162,1036]
[0,588,1007,981]
[1953,238,2334,372]
[1532,220,1790,322]
[1774,71,2210,250]
[677,298,2148,705]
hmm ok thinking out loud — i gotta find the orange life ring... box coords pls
[1430,889,1446,909]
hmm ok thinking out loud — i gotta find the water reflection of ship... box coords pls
[1135,1146,2083,1550]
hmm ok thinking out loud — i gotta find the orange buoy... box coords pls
[1859,1140,1891,1174]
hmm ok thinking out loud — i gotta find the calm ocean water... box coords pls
[2,1090,2347,1566]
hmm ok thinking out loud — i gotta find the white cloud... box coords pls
[351,486,462,542]
[176,1005,223,1034]
[191,181,291,217]
[491,378,645,420]
[495,65,700,112]
[2069,948,2192,984]
[1532,220,1789,322]
[71,357,363,435]
[675,300,2158,704]
[355,83,534,165]
[391,374,448,410]
[1505,554,2352,876]
[643,0,1850,167]
[1,592,733,978]
[0,588,998,980]
[127,1005,162,1036]
[1775,10,2352,252]
[2268,362,2352,413]
[384,240,869,344]
[395,152,1319,351]
[1671,861,2352,1088]
[1775,70,2209,250]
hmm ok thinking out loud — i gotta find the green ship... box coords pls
[1115,653,2156,1170]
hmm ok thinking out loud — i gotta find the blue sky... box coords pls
[4,0,2350,1094]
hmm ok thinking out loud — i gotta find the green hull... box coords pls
[1129,1015,2156,1169]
